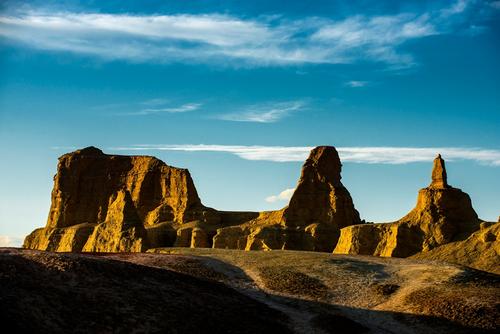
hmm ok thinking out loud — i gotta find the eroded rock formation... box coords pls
[24,147,220,252]
[213,146,361,252]
[24,146,361,252]
[334,154,481,257]
[411,222,500,274]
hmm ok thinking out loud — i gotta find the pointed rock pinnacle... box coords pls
[430,154,449,189]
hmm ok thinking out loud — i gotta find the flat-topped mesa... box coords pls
[24,147,220,252]
[47,146,213,229]
[334,155,481,257]
[430,154,449,189]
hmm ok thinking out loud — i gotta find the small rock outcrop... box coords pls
[334,154,481,257]
[213,146,361,252]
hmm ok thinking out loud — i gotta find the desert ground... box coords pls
[1,247,498,334]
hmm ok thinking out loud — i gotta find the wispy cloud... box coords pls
[266,188,295,203]
[0,0,486,67]
[109,144,500,166]
[345,80,368,88]
[104,100,202,116]
[133,103,202,115]
[0,235,23,247]
[217,101,305,123]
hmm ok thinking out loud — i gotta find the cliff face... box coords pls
[26,147,483,256]
[46,146,215,228]
[213,146,361,252]
[24,147,220,252]
[334,154,481,257]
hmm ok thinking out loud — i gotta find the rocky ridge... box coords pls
[23,146,493,270]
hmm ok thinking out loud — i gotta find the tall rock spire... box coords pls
[282,146,360,228]
[430,154,449,189]
[334,153,481,257]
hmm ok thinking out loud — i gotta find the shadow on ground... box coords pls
[1,248,498,334]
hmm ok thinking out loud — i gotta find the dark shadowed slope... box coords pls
[0,248,291,334]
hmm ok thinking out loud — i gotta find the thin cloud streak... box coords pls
[0,0,483,67]
[117,102,202,116]
[217,101,305,123]
[346,80,368,88]
[109,144,500,166]
[140,103,202,114]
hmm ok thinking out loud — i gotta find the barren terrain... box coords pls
[1,247,498,333]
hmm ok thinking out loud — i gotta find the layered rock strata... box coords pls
[334,154,481,257]
[24,147,221,252]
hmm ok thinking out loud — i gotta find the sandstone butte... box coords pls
[333,154,496,258]
[24,146,361,252]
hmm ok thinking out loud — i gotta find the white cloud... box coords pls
[109,144,500,166]
[139,103,202,115]
[346,80,368,88]
[0,235,23,247]
[118,102,202,116]
[441,0,469,17]
[217,101,305,123]
[0,1,484,67]
[266,188,295,203]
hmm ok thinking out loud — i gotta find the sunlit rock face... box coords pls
[24,147,220,252]
[411,222,500,274]
[334,154,481,257]
[45,146,216,229]
[213,146,361,252]
[24,146,361,253]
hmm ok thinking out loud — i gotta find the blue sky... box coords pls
[0,0,499,246]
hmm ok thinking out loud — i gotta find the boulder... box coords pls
[334,154,481,257]
[190,228,210,248]
[212,226,250,250]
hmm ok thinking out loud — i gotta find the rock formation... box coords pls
[24,147,220,252]
[213,146,361,252]
[24,146,361,253]
[334,154,481,257]
[82,189,148,252]
[411,222,500,274]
